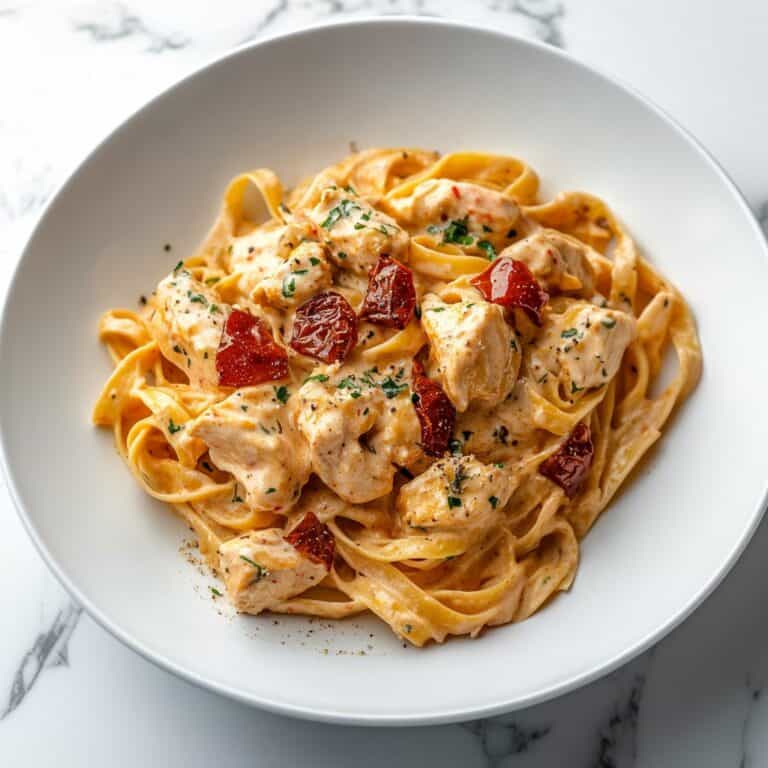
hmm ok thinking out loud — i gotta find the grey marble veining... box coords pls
[73,6,189,53]
[1,602,82,720]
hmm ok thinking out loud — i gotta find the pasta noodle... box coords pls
[93,149,701,646]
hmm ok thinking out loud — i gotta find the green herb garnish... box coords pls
[321,199,360,229]
[477,240,496,259]
[239,555,270,583]
[442,217,474,246]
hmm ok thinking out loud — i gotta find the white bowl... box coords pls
[2,18,767,725]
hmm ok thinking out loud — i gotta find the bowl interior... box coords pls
[2,19,767,724]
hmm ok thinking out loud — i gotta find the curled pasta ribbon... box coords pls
[386,151,539,204]
[98,310,151,363]
[408,235,491,280]
[360,320,427,363]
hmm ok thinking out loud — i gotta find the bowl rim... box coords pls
[2,15,767,726]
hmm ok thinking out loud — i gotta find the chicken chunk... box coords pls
[148,269,225,389]
[385,179,519,249]
[296,363,420,503]
[255,241,333,309]
[188,386,311,512]
[397,455,513,532]
[421,294,521,412]
[498,230,596,296]
[299,187,409,274]
[219,529,327,614]
[228,222,285,273]
[528,301,636,396]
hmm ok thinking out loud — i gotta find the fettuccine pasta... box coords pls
[93,149,701,646]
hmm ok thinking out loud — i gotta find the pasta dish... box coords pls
[93,149,701,646]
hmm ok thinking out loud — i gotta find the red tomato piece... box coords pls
[359,255,416,329]
[216,309,288,387]
[289,291,358,363]
[470,257,549,325]
[538,423,594,498]
[285,512,335,570]
[411,360,456,457]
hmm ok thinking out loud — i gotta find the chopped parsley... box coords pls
[488,495,499,509]
[210,586,223,597]
[482,224,493,233]
[447,496,463,509]
[571,381,584,394]
[321,198,361,230]
[172,344,183,354]
[561,328,578,338]
[167,419,183,434]
[426,224,442,235]
[209,303,220,314]
[448,438,463,456]
[442,217,474,246]
[309,257,321,266]
[173,260,184,273]
[337,251,348,260]
[344,184,357,195]
[494,462,505,469]
[266,487,276,494]
[304,373,329,384]
[380,376,407,399]
[427,307,446,313]
[205,276,220,285]
[188,292,208,306]
[274,385,290,404]
[282,276,296,298]
[239,555,270,583]
[601,317,617,329]
[477,239,496,259]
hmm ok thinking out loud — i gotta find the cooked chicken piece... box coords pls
[296,363,420,503]
[255,241,333,309]
[421,294,521,412]
[498,230,596,296]
[299,187,409,274]
[219,529,327,614]
[455,379,538,458]
[188,386,311,512]
[229,222,285,273]
[528,301,636,396]
[385,179,519,247]
[397,455,513,532]
[148,269,226,389]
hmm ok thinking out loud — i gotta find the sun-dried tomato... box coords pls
[538,423,594,498]
[411,360,456,457]
[470,257,549,325]
[359,255,416,329]
[216,309,288,387]
[285,512,335,570]
[289,291,358,363]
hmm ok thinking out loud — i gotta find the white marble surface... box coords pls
[1,1,767,765]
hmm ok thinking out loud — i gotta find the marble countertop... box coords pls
[2,1,767,765]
